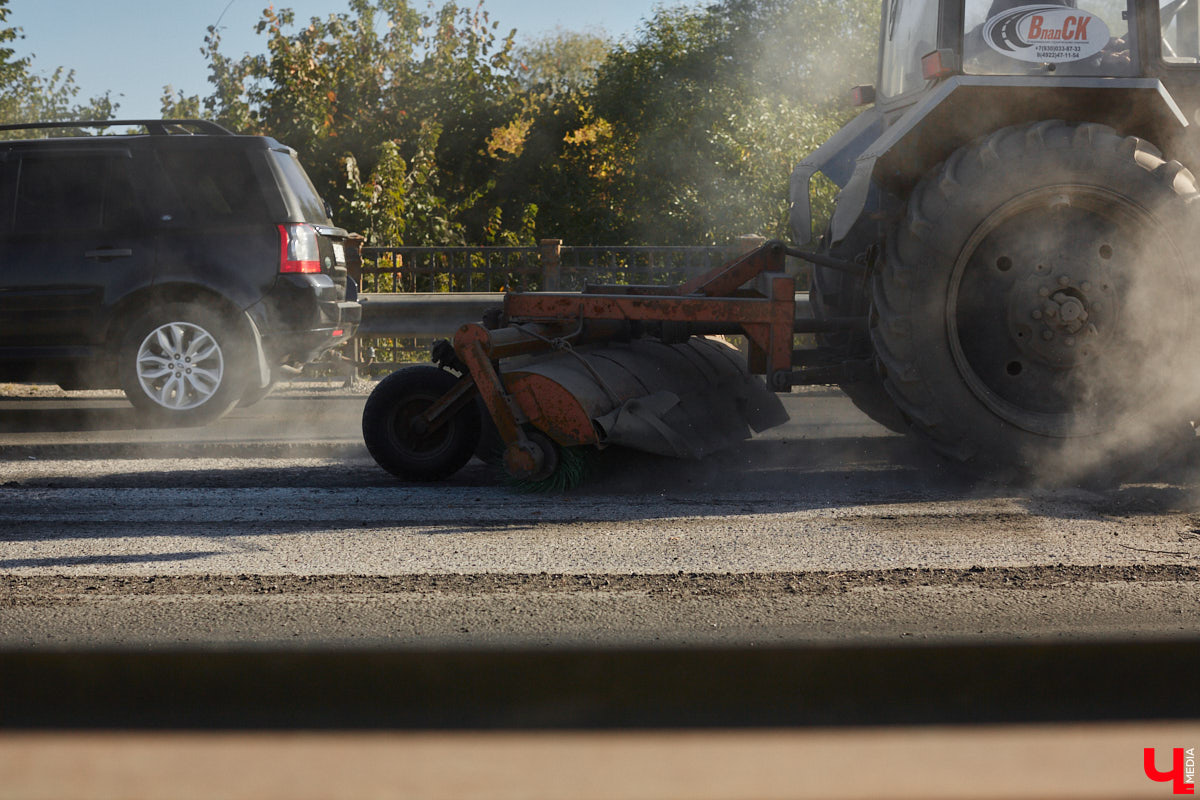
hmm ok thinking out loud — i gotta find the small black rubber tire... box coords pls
[362,365,481,481]
[873,121,1200,478]
[118,302,250,428]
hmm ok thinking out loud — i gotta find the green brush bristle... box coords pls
[507,445,592,493]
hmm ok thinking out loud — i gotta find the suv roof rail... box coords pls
[0,119,235,136]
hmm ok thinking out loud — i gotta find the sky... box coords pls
[7,0,667,119]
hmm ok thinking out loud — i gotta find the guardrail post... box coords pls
[345,233,366,285]
[539,239,562,291]
[344,233,367,381]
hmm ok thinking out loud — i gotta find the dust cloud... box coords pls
[0,376,367,461]
[1023,202,1200,488]
[619,0,877,246]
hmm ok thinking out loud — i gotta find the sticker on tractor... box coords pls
[983,4,1110,63]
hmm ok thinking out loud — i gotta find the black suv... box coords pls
[0,119,360,425]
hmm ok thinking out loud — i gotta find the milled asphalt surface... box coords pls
[2,381,1200,647]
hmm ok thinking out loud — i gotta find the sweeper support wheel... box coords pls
[361,365,482,481]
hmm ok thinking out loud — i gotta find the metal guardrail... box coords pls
[358,241,736,294]
[555,244,730,289]
[358,246,540,293]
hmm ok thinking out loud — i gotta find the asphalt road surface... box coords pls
[2,380,1200,648]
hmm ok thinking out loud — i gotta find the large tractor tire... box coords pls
[810,227,908,434]
[872,121,1200,478]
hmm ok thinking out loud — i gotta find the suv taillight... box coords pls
[279,223,321,274]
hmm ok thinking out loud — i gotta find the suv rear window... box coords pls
[269,149,331,224]
[157,148,271,224]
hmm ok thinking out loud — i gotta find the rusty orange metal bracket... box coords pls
[677,240,788,297]
[502,242,796,383]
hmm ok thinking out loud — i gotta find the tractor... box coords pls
[795,0,1200,476]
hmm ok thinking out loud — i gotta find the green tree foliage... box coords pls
[175,0,529,246]
[514,26,610,98]
[172,0,876,247]
[586,0,877,244]
[0,0,27,88]
[485,26,616,243]
[485,0,877,245]
[0,0,878,242]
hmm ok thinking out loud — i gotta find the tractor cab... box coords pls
[872,1,1200,138]
[880,0,1185,102]
[885,0,1139,103]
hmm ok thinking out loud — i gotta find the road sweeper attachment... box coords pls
[362,241,868,485]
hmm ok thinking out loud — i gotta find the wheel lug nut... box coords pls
[1042,330,1054,340]
[1066,337,1076,347]
[1039,287,1051,297]
[1058,275,1071,287]
[1032,310,1043,320]
[1080,281,1091,292]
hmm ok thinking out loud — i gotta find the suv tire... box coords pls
[873,121,1200,479]
[118,302,251,427]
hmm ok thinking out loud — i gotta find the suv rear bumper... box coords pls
[249,275,362,363]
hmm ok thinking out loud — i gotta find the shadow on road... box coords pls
[0,551,225,569]
[0,405,141,433]
[6,391,1200,533]
[578,435,966,496]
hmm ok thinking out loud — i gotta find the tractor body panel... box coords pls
[823,76,1189,245]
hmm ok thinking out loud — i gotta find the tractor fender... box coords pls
[829,76,1188,245]
[788,107,883,245]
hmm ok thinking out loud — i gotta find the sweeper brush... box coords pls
[362,240,869,486]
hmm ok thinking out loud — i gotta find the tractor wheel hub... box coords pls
[1009,267,1117,368]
